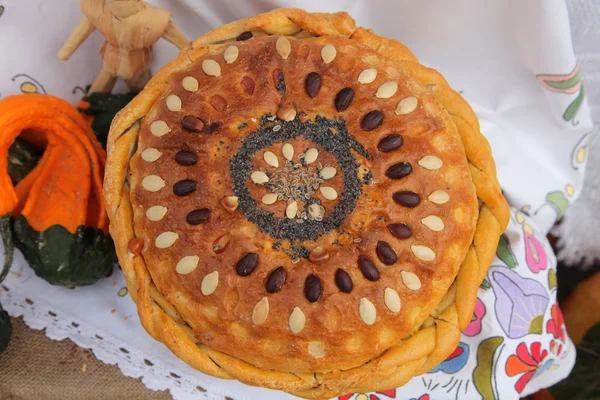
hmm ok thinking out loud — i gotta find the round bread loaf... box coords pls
[105,8,509,398]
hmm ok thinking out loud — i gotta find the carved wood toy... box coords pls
[58,0,189,93]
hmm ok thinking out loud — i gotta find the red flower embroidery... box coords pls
[464,298,486,336]
[505,342,549,393]
[546,304,566,342]
[550,340,563,356]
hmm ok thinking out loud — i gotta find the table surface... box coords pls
[0,317,171,400]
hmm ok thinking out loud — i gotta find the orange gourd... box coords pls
[0,94,115,287]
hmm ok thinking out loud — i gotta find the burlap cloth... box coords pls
[0,318,171,399]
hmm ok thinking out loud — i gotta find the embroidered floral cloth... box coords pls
[0,0,595,399]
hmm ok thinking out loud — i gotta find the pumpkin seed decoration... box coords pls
[150,120,170,137]
[263,151,279,167]
[421,215,444,231]
[304,148,318,164]
[428,190,450,204]
[142,175,165,192]
[319,166,336,180]
[418,155,443,170]
[155,232,179,249]
[276,36,291,59]
[395,96,418,115]
[224,45,239,64]
[282,143,294,161]
[401,271,422,290]
[320,186,338,200]
[146,205,167,221]
[411,245,436,262]
[358,68,377,84]
[289,307,306,334]
[166,95,182,112]
[286,201,298,219]
[201,271,219,295]
[182,76,198,92]
[262,193,278,205]
[252,297,269,325]
[176,256,199,275]
[141,148,162,162]
[321,44,336,63]
[384,288,401,313]
[359,297,377,325]
[251,171,269,184]
[375,81,398,99]
[202,59,221,77]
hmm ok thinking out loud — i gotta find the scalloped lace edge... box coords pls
[0,285,245,400]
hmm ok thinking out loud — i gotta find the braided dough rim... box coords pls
[104,8,510,399]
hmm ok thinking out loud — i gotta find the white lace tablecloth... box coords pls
[0,1,596,399]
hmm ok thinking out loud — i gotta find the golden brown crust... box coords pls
[104,8,509,398]
[129,33,477,373]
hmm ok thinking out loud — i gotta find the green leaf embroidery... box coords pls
[543,71,581,90]
[528,315,544,334]
[473,337,505,400]
[546,190,570,220]
[563,84,585,121]
[496,234,518,268]
[548,269,557,290]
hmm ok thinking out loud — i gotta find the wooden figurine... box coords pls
[58,0,189,93]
